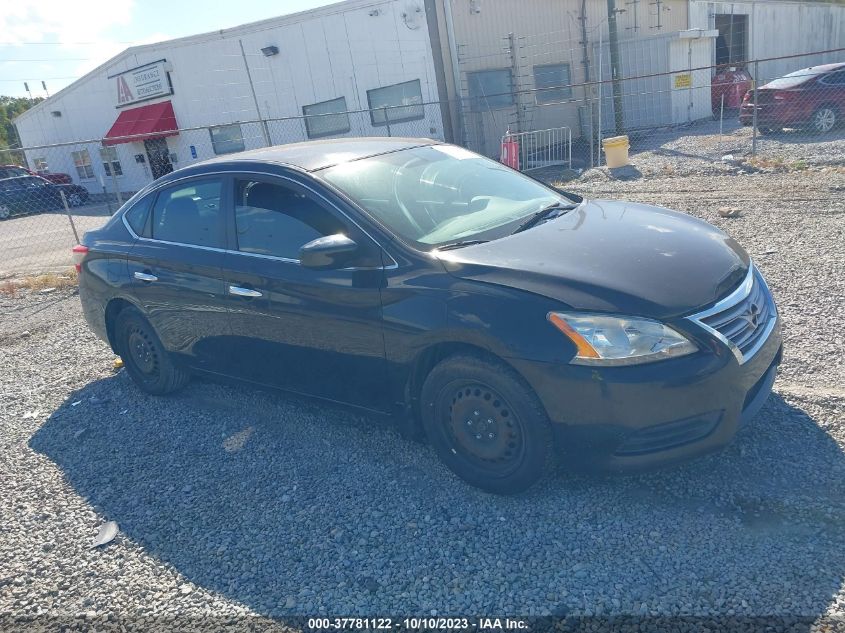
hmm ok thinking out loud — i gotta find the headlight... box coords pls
[547,312,697,366]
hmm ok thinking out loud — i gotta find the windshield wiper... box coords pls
[436,239,490,251]
[512,202,577,234]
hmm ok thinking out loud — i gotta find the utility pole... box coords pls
[239,39,272,147]
[578,0,594,166]
[606,0,625,135]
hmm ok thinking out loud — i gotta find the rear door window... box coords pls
[151,179,224,248]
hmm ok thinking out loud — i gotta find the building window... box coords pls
[533,64,573,104]
[303,97,351,139]
[210,124,245,155]
[367,79,424,125]
[467,69,514,110]
[99,146,123,177]
[71,149,94,179]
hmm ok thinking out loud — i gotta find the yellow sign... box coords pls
[674,73,692,89]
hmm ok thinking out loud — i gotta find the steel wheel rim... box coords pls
[442,381,525,473]
[68,193,82,207]
[815,108,835,133]
[126,326,159,378]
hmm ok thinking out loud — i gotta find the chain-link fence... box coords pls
[1,47,842,276]
[0,103,444,276]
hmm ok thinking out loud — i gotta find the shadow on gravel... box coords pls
[30,372,845,622]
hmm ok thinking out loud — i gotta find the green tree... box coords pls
[0,96,43,164]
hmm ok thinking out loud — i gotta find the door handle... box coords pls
[228,285,263,298]
[133,271,158,282]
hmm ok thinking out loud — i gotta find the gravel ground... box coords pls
[1,137,845,631]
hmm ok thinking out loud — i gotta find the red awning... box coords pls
[103,100,178,146]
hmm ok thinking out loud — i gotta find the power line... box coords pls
[0,77,80,82]
[0,57,97,62]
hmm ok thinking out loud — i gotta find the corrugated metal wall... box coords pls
[436,0,690,155]
[688,0,845,81]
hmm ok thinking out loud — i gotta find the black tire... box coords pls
[757,125,778,135]
[419,354,555,494]
[114,307,190,395]
[0,204,10,220]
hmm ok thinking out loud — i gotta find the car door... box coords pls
[818,69,845,113]
[19,177,60,213]
[220,173,390,410]
[126,175,232,373]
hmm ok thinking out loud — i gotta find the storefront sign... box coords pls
[110,60,173,108]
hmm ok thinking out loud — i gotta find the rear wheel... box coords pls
[420,354,555,494]
[114,307,190,395]
[810,106,837,134]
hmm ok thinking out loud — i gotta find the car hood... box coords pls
[437,199,750,320]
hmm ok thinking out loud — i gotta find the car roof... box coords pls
[788,62,845,76]
[0,175,42,182]
[195,137,441,172]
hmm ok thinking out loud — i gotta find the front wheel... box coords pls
[0,204,10,220]
[420,354,555,494]
[67,192,84,207]
[114,307,190,395]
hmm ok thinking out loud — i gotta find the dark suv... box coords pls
[75,139,782,494]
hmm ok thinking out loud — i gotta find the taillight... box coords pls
[742,92,751,103]
[72,244,89,273]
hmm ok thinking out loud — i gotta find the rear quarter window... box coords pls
[124,196,153,237]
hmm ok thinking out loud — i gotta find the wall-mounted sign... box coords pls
[673,73,692,89]
[109,60,173,108]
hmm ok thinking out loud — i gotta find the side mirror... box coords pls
[299,234,358,270]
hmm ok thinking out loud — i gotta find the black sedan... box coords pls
[75,138,782,494]
[0,175,89,219]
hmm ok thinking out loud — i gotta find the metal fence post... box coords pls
[383,107,392,137]
[108,160,123,207]
[752,59,759,157]
[59,190,80,245]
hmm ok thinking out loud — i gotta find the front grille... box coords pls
[689,265,777,364]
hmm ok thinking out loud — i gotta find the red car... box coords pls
[0,164,73,185]
[740,62,845,134]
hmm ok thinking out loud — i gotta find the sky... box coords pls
[0,0,341,98]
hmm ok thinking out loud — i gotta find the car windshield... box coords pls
[320,145,574,247]
[764,67,829,89]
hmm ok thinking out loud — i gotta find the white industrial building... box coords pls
[14,0,445,195]
[13,0,844,188]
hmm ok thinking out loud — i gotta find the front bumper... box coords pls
[509,317,782,473]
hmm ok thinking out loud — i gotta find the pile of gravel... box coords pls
[1,162,844,630]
